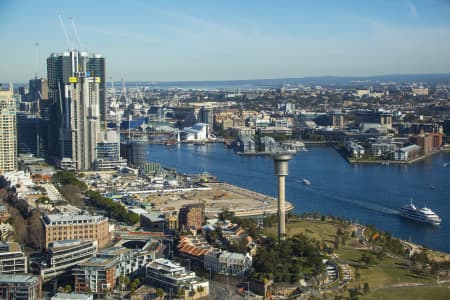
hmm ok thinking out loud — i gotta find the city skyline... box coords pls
[1,0,450,82]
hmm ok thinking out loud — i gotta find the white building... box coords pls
[345,141,365,159]
[0,242,27,274]
[393,144,421,161]
[39,240,97,281]
[181,123,209,141]
[146,258,209,299]
[204,250,252,277]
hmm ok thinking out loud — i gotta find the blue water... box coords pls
[147,144,450,253]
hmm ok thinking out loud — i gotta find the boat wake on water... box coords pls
[302,186,399,215]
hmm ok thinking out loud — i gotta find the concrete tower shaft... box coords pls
[272,153,292,242]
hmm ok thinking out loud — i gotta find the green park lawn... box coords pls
[265,219,354,246]
[266,220,436,289]
[361,284,450,300]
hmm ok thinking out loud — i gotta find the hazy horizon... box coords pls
[1,0,450,82]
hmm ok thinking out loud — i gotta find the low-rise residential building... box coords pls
[73,256,117,293]
[38,240,97,281]
[73,243,159,294]
[0,274,41,300]
[42,212,110,249]
[146,258,209,299]
[204,250,252,277]
[96,245,156,278]
[345,141,365,159]
[0,242,27,274]
[393,144,422,161]
[369,142,398,157]
[235,135,255,153]
[177,236,212,265]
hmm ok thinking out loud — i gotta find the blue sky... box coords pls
[1,0,450,82]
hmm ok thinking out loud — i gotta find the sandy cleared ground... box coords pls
[136,182,293,217]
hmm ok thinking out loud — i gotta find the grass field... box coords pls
[361,284,450,300]
[266,220,437,293]
[336,247,433,287]
[265,219,354,246]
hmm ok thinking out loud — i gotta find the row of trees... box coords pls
[85,190,139,225]
[364,225,406,256]
[53,171,139,226]
[53,171,87,190]
[1,188,44,249]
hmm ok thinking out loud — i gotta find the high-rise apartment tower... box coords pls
[0,84,17,173]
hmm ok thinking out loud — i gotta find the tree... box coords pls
[59,184,85,207]
[130,278,141,293]
[334,236,340,250]
[355,267,361,282]
[118,275,130,291]
[155,288,165,299]
[219,209,235,221]
[28,210,44,250]
[64,284,72,293]
[9,206,26,244]
[197,285,204,294]
[363,282,370,294]
[177,288,186,299]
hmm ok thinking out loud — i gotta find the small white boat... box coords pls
[302,178,311,185]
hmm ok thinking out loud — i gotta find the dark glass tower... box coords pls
[46,50,106,162]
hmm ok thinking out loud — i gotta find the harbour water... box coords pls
[148,143,450,253]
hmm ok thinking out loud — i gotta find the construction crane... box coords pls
[69,17,83,50]
[58,14,73,49]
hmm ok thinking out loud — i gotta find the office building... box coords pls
[28,78,48,102]
[38,240,97,281]
[146,258,209,299]
[95,130,126,171]
[41,213,110,249]
[199,106,214,132]
[0,84,17,173]
[62,73,100,170]
[0,242,27,274]
[178,204,204,231]
[46,50,106,169]
[0,274,41,300]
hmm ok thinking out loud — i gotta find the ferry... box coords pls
[399,201,441,225]
[302,178,311,185]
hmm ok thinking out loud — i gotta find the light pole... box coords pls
[208,267,214,300]
[245,281,250,299]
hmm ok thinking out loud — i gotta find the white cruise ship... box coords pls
[399,201,441,225]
